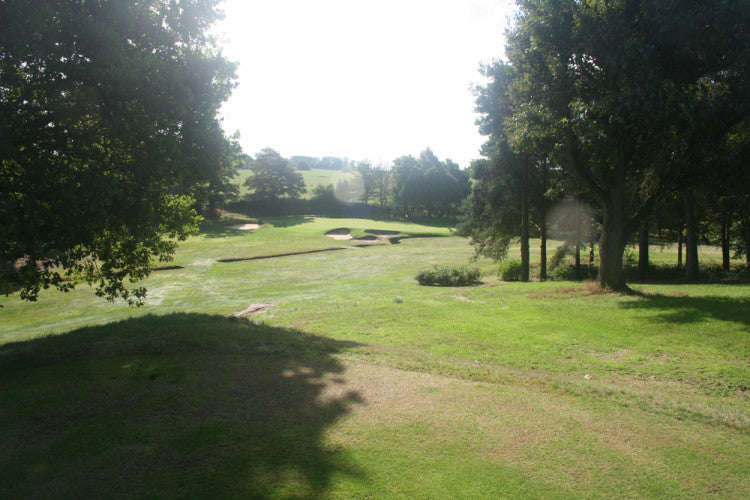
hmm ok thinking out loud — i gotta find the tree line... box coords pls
[458,0,750,290]
[238,147,470,219]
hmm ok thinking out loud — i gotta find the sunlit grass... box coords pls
[1,218,748,497]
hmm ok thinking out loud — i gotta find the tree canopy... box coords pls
[0,0,238,304]
[466,0,750,290]
[391,149,469,217]
[244,148,306,201]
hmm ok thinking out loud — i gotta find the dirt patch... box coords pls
[527,282,620,299]
[225,303,277,317]
[228,223,260,231]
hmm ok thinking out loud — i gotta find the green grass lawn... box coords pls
[1,217,748,498]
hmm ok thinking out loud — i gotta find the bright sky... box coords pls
[215,0,516,168]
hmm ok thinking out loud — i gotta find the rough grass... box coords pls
[1,218,748,498]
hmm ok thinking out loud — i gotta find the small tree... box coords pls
[244,148,306,200]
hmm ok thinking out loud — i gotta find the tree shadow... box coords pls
[619,292,750,330]
[265,216,316,228]
[0,314,365,497]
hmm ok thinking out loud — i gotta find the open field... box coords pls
[2,216,749,498]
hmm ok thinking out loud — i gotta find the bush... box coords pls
[550,263,598,281]
[415,265,481,286]
[498,259,523,281]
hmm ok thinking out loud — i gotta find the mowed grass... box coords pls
[1,217,749,498]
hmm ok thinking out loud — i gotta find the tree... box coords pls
[391,149,469,217]
[244,148,306,200]
[504,0,750,290]
[461,61,563,281]
[370,164,391,208]
[0,0,237,304]
[194,133,242,218]
[354,160,373,203]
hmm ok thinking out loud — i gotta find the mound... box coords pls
[364,229,401,236]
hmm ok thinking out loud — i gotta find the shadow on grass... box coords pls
[199,219,260,239]
[0,314,364,497]
[265,216,316,228]
[619,293,750,329]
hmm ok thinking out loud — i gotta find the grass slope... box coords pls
[1,218,748,498]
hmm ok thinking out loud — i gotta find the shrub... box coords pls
[415,265,481,286]
[550,263,598,281]
[498,259,523,281]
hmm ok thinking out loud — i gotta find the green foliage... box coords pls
[470,0,750,290]
[415,265,481,287]
[0,0,236,304]
[244,148,306,201]
[392,149,469,217]
[498,259,523,281]
[550,264,598,281]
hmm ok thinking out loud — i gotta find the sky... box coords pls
[215,0,516,168]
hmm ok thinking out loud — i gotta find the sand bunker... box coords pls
[325,228,402,241]
[228,223,260,230]
[226,302,276,317]
[325,228,352,240]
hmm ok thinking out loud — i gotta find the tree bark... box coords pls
[744,217,750,269]
[684,191,699,281]
[598,196,629,291]
[721,215,731,270]
[590,217,596,266]
[520,157,530,282]
[575,199,581,280]
[539,215,547,280]
[638,220,649,280]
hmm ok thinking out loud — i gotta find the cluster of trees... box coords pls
[244,148,306,200]
[1,0,238,303]
[460,0,750,290]
[288,156,354,171]
[242,148,470,218]
[390,150,470,217]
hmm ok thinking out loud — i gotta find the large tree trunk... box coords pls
[575,199,581,280]
[520,157,530,282]
[598,197,629,291]
[720,215,731,271]
[539,215,547,280]
[677,225,683,269]
[684,191,700,281]
[744,217,750,269]
[638,220,649,280]
[590,217,596,266]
